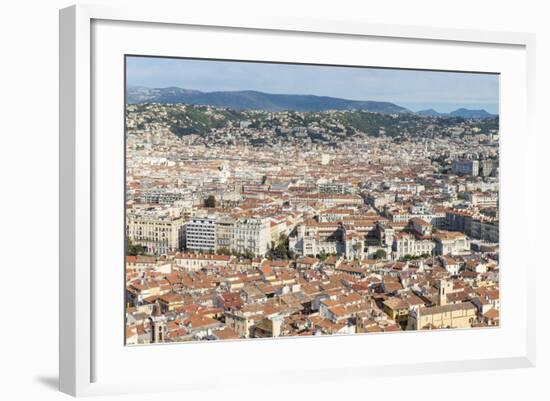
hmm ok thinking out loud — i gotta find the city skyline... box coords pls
[125,57,500,345]
[126,56,500,114]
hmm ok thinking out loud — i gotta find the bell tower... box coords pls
[438,279,452,306]
[149,300,167,343]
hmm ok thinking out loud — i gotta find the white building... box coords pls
[126,206,184,255]
[174,253,232,271]
[318,182,354,195]
[433,231,471,256]
[234,217,270,256]
[463,191,498,208]
[186,217,217,252]
[440,256,462,275]
[392,232,435,259]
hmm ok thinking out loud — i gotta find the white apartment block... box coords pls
[186,217,217,252]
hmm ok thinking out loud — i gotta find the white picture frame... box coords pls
[59,3,536,397]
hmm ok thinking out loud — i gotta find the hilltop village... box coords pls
[125,103,500,344]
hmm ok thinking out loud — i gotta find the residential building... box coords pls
[234,217,270,256]
[215,216,235,251]
[452,159,479,176]
[175,253,232,271]
[186,217,217,252]
[392,232,435,259]
[433,231,471,255]
[126,206,184,255]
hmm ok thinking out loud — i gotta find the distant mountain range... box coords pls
[127,86,497,118]
[127,86,409,114]
[417,108,497,119]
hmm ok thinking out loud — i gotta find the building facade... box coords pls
[234,217,271,256]
[392,232,435,259]
[452,159,479,176]
[126,206,184,255]
[186,217,217,252]
[215,216,235,252]
[408,302,477,330]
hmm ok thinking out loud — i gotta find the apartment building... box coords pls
[186,217,217,252]
[289,222,340,258]
[215,216,235,252]
[433,231,471,255]
[463,191,498,208]
[174,253,232,271]
[126,206,184,255]
[470,219,499,243]
[318,182,354,195]
[138,189,192,205]
[392,232,435,259]
[366,192,395,210]
[234,217,271,257]
[446,209,498,243]
[478,159,494,177]
[452,159,479,176]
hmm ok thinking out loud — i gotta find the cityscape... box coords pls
[125,57,500,345]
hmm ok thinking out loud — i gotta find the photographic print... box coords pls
[124,57,499,345]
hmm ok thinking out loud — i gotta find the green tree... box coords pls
[217,247,231,256]
[126,238,147,256]
[241,250,255,260]
[374,249,387,259]
[271,233,291,260]
[205,195,216,208]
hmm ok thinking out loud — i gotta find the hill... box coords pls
[127,86,410,114]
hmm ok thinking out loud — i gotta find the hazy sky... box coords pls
[126,56,499,114]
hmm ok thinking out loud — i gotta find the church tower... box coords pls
[149,300,167,343]
[438,279,452,306]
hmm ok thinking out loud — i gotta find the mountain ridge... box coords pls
[127,86,497,118]
[417,107,497,119]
